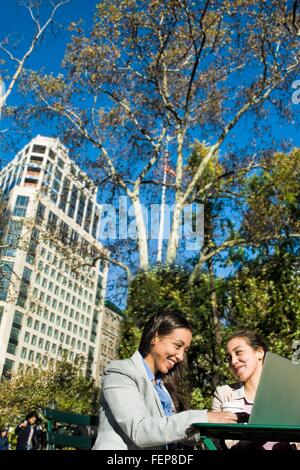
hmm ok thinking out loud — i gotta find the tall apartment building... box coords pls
[0,135,111,385]
[99,301,124,379]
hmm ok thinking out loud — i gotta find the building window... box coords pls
[59,222,69,242]
[68,185,78,219]
[32,144,46,154]
[0,262,14,301]
[13,195,29,217]
[7,343,17,355]
[28,350,34,361]
[16,267,32,307]
[47,211,58,233]
[35,202,46,225]
[95,275,103,306]
[26,228,40,264]
[50,168,62,203]
[59,177,70,212]
[21,347,27,359]
[49,149,56,160]
[92,208,100,239]
[3,220,22,256]
[24,332,30,343]
[3,358,14,378]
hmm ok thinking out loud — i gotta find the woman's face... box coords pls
[144,327,192,375]
[226,337,264,383]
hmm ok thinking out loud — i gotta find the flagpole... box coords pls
[157,138,169,263]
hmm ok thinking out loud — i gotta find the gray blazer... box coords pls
[93,351,208,450]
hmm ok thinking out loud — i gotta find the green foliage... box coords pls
[226,252,300,359]
[120,255,300,408]
[0,356,100,430]
[120,265,231,402]
[190,388,212,410]
[241,150,300,241]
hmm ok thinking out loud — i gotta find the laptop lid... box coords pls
[249,351,300,425]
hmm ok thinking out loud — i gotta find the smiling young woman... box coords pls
[211,331,297,450]
[93,311,237,450]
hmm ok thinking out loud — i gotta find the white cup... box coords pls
[221,401,244,413]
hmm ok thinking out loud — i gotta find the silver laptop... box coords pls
[249,351,300,425]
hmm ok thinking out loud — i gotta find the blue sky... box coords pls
[1,1,300,307]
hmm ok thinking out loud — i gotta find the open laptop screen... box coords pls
[249,352,300,425]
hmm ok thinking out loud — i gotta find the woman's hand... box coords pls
[207,411,237,423]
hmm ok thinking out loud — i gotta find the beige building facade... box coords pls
[0,135,121,385]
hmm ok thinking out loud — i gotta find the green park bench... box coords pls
[44,407,99,450]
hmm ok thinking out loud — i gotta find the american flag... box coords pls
[163,161,176,177]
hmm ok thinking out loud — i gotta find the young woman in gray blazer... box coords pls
[93,312,237,450]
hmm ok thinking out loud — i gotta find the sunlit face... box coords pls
[28,417,37,425]
[144,328,192,375]
[226,337,264,383]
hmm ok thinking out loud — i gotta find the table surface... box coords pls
[192,423,300,442]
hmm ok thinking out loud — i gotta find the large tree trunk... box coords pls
[131,195,149,271]
[166,128,184,265]
[166,198,182,265]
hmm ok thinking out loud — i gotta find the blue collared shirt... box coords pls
[141,353,174,416]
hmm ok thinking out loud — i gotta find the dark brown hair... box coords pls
[138,312,192,412]
[227,330,269,360]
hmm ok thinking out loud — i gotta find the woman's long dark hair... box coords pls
[138,312,192,412]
